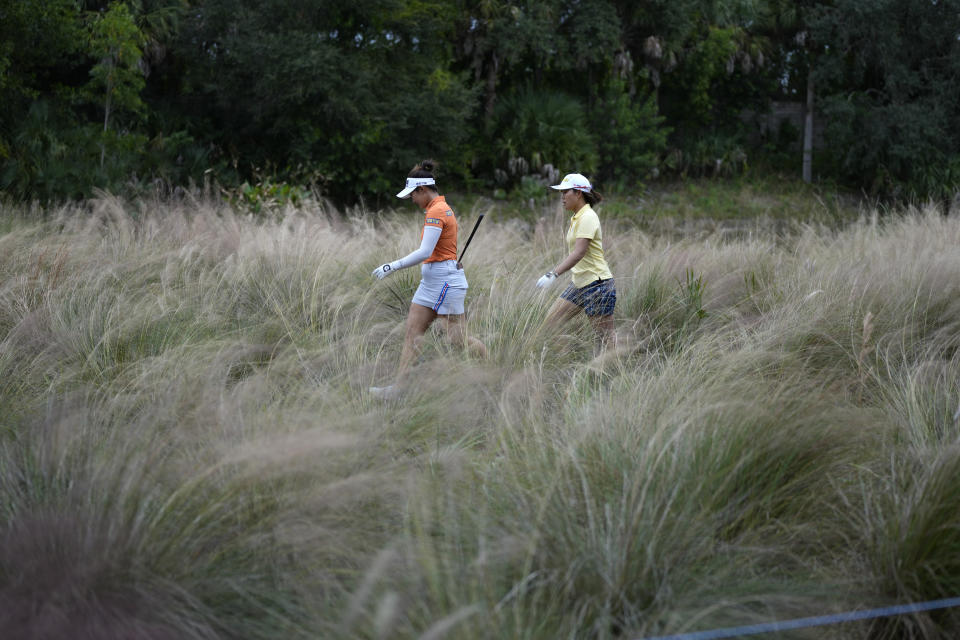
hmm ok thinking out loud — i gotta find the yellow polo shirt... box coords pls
[566,204,612,288]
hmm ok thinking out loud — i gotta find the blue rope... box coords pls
[639,597,960,640]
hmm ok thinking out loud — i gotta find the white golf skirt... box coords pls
[412,260,468,315]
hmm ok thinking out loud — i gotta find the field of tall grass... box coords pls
[1,190,959,639]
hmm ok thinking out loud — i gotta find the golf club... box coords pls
[457,213,484,264]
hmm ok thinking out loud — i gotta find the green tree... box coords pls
[456,1,559,122]
[0,0,84,171]
[86,2,147,167]
[488,86,597,189]
[0,0,193,200]
[591,80,668,188]
[456,1,669,189]
[608,0,775,178]
[171,0,477,202]
[810,0,960,199]
[452,1,621,121]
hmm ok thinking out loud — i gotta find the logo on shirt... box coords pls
[425,217,441,224]
[445,210,453,216]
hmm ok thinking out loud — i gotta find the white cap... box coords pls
[550,173,592,192]
[396,177,436,198]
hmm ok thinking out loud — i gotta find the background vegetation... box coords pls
[2,191,960,638]
[2,0,960,205]
[3,1,960,637]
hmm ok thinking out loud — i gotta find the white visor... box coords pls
[550,173,592,192]
[396,177,436,198]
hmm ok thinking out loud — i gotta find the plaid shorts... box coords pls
[560,278,616,317]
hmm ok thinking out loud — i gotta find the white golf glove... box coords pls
[372,260,403,280]
[536,271,557,289]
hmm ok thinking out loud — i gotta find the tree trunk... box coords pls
[101,86,112,169]
[802,71,814,183]
[484,52,499,123]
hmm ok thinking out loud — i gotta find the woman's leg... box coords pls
[441,313,487,359]
[396,303,438,378]
[538,298,584,351]
[543,297,583,329]
[589,313,617,350]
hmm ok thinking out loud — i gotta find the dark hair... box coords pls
[408,159,438,180]
[583,188,603,206]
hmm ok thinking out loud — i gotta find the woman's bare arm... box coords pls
[550,237,590,276]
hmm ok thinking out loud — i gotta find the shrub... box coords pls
[488,87,597,189]
[590,80,668,190]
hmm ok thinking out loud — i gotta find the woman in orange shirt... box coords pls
[369,160,487,397]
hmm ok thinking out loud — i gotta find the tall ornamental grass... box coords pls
[1,193,959,639]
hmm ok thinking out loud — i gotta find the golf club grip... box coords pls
[457,214,484,262]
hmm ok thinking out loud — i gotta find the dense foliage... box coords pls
[1,0,959,203]
[810,0,960,200]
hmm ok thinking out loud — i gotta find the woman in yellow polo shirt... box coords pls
[535,172,616,347]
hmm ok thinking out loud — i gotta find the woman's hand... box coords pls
[536,271,557,289]
[372,260,402,280]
